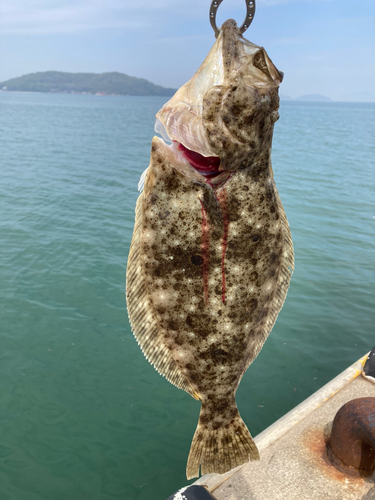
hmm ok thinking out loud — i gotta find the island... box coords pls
[0,71,176,97]
[295,94,332,102]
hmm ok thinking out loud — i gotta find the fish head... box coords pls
[155,19,283,184]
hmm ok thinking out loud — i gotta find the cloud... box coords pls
[1,1,141,34]
[0,0,338,35]
[258,0,333,4]
[0,0,202,35]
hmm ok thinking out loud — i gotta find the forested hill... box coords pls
[0,71,176,96]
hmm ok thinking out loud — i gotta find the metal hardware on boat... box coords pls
[209,0,256,38]
[362,345,375,384]
[326,397,375,475]
[166,485,218,500]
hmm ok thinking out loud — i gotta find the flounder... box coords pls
[126,20,294,479]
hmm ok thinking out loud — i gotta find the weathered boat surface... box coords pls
[193,352,375,499]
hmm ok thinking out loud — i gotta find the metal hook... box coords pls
[210,0,256,38]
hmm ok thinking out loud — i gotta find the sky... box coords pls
[0,0,374,100]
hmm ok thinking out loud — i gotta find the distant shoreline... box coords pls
[1,72,374,102]
[0,90,166,97]
[1,89,374,104]
[0,71,177,97]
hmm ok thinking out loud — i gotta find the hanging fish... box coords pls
[126,19,294,479]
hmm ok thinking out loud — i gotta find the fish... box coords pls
[126,19,294,479]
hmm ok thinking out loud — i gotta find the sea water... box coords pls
[0,92,374,500]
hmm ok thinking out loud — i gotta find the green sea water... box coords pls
[0,92,374,499]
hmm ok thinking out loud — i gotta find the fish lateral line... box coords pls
[200,200,210,305]
[201,188,230,306]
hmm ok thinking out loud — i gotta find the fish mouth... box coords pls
[155,119,231,187]
[176,142,222,181]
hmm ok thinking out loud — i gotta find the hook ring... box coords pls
[210,0,256,38]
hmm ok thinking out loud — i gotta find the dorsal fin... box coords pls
[126,193,197,399]
[244,178,294,370]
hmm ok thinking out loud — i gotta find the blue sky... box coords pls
[1,0,374,100]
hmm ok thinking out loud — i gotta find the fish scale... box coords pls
[126,19,294,479]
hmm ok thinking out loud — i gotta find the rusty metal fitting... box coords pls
[326,397,375,476]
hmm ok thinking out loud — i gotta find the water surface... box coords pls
[0,92,374,499]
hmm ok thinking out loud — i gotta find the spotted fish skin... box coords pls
[126,20,294,479]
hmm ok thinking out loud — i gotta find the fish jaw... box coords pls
[145,137,231,190]
[155,19,283,175]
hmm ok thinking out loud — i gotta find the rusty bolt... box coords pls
[327,397,375,474]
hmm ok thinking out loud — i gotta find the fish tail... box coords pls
[186,401,259,479]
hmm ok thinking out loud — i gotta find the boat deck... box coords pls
[194,354,375,500]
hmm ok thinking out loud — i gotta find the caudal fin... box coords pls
[186,404,259,479]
